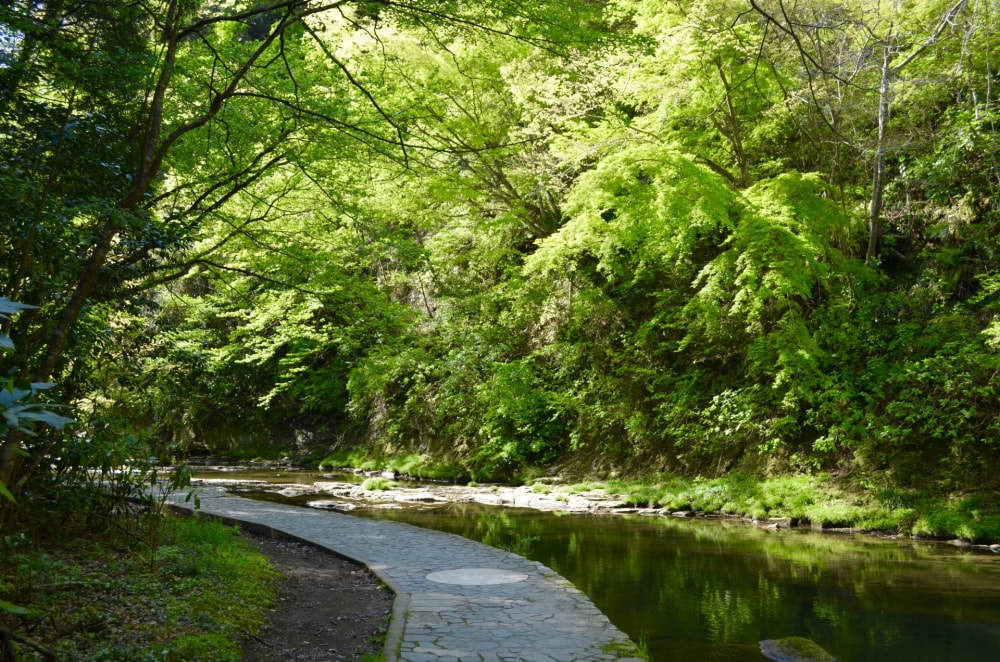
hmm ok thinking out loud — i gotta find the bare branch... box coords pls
[301,21,411,164]
[893,0,970,72]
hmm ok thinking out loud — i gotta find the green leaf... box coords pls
[0,598,28,615]
[0,388,31,407]
[16,410,75,429]
[0,297,37,318]
[0,480,15,504]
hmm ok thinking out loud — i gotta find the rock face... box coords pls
[760,637,837,662]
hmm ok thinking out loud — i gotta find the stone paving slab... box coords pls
[167,487,643,662]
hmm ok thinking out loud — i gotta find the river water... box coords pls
[192,468,1000,661]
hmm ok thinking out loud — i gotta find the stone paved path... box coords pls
[167,487,644,662]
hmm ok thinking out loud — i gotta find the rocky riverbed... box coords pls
[192,472,635,514]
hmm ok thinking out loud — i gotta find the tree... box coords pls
[0,0,608,507]
[746,0,974,261]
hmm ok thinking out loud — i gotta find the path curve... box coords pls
[167,487,644,662]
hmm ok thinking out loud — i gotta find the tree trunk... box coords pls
[714,58,752,188]
[867,43,892,264]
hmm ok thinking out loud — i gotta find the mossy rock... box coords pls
[760,636,836,662]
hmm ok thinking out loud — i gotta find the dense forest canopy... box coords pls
[3,0,1000,507]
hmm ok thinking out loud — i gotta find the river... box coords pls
[191,467,1000,661]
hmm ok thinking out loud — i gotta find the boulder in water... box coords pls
[760,636,836,662]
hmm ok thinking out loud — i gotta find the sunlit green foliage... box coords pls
[4,0,1000,545]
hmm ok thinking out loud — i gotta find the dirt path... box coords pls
[240,534,393,661]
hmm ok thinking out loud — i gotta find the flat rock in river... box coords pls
[305,499,355,512]
[394,491,450,503]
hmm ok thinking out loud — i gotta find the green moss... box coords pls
[319,448,373,469]
[606,481,664,508]
[600,637,647,660]
[760,636,835,662]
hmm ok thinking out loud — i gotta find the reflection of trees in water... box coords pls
[341,499,1000,661]
[700,586,755,642]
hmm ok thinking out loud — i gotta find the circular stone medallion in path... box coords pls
[426,568,529,585]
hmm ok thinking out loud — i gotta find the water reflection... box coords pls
[227,482,1000,661]
[356,503,1000,661]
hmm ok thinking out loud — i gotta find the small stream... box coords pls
[192,467,1000,661]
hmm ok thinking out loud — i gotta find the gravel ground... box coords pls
[240,534,393,661]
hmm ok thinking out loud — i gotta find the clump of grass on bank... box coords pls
[600,473,1000,543]
[319,449,461,481]
[361,477,399,491]
[1,516,276,661]
[906,494,1000,542]
[560,482,607,494]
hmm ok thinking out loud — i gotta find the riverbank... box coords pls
[199,457,1000,547]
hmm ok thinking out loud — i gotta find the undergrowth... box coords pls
[1,516,276,661]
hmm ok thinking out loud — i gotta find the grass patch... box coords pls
[1,516,277,661]
[561,481,607,494]
[599,473,1000,541]
[605,481,663,508]
[361,477,399,491]
[909,494,1000,541]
